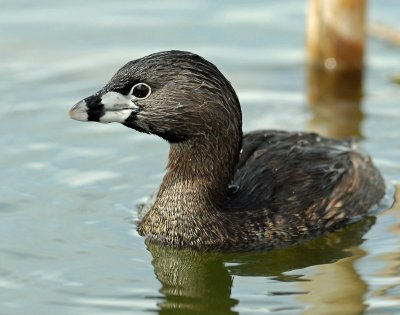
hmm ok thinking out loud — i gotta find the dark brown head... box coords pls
[69,50,242,144]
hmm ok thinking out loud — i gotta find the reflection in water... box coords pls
[147,240,238,315]
[307,66,364,139]
[370,184,400,307]
[146,218,375,314]
[299,246,368,314]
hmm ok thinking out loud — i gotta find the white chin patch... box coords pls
[99,91,139,123]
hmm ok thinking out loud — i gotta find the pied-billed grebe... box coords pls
[69,50,385,250]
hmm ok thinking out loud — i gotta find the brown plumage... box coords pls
[69,50,385,251]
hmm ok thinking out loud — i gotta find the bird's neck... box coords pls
[166,137,238,200]
[138,132,242,248]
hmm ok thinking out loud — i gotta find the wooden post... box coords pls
[307,0,366,70]
[307,67,364,138]
[306,0,367,138]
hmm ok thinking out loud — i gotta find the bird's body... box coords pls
[70,50,385,250]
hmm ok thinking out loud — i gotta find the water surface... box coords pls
[1,1,400,314]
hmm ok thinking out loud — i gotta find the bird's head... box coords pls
[69,50,242,143]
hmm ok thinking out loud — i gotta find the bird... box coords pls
[69,50,385,251]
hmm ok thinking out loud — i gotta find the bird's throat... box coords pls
[138,136,240,248]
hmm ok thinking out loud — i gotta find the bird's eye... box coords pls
[130,83,151,99]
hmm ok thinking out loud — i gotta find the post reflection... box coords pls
[145,218,375,315]
[299,246,368,314]
[307,66,364,139]
[370,184,400,304]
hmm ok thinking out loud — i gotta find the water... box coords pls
[1,1,400,314]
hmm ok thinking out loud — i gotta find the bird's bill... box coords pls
[69,91,139,123]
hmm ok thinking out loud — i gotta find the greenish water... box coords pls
[1,1,400,314]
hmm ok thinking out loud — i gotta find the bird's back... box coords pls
[223,130,385,247]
